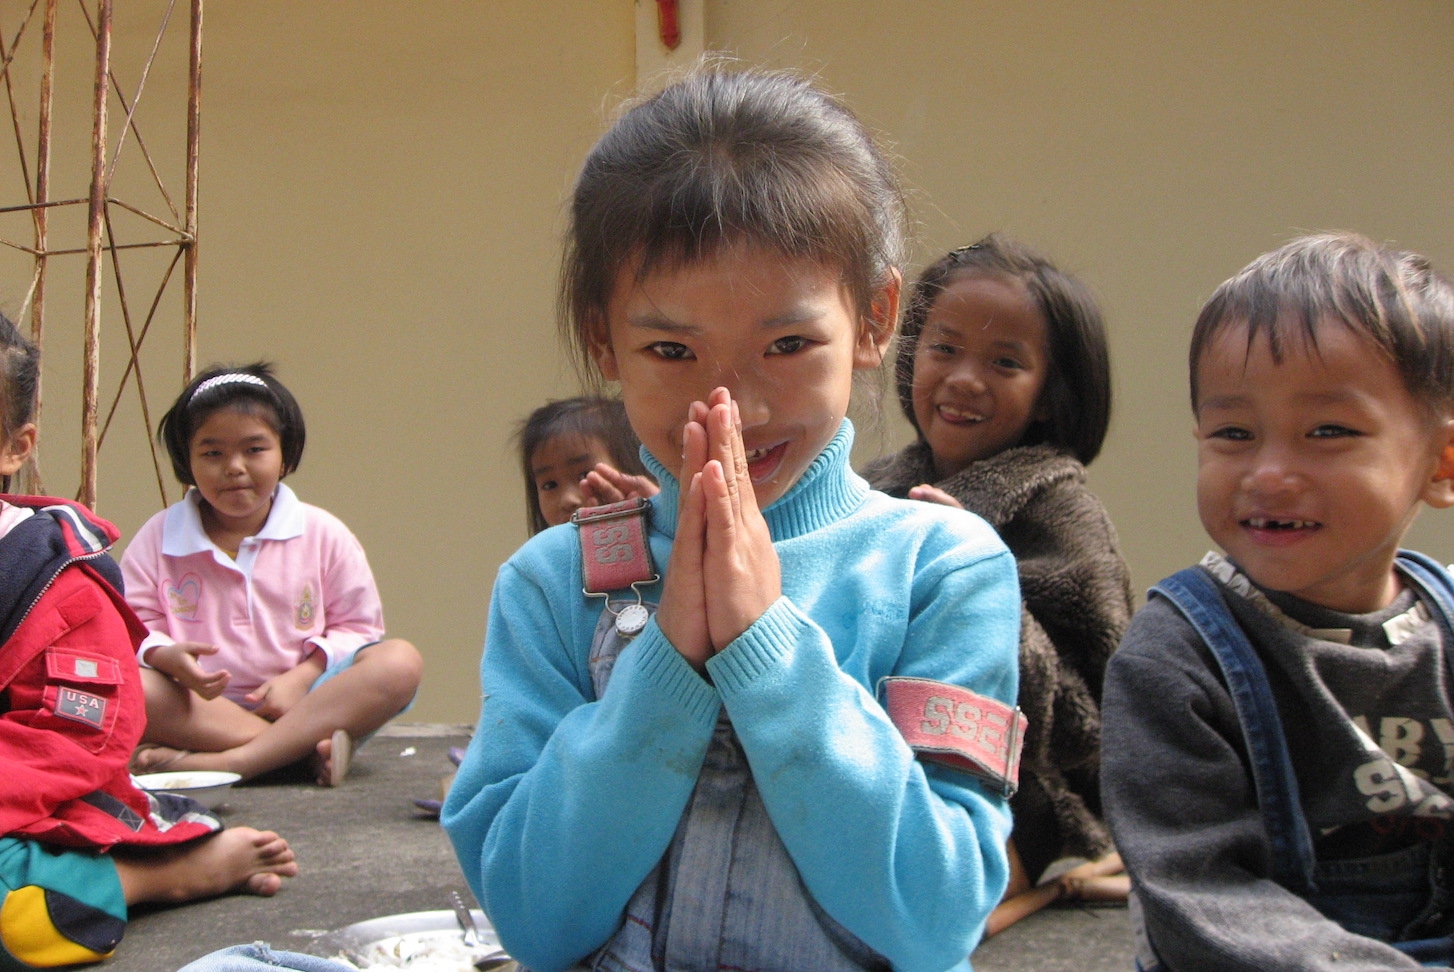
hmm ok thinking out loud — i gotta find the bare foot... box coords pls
[114,828,298,905]
[133,744,242,777]
[313,729,352,787]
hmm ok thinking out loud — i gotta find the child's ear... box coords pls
[588,318,620,382]
[854,269,901,369]
[0,422,37,479]
[1423,419,1454,510]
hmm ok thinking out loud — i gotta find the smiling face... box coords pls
[188,406,285,541]
[593,245,894,510]
[532,433,614,528]
[1194,320,1454,613]
[910,272,1051,478]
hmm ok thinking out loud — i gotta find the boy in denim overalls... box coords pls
[1103,233,1454,971]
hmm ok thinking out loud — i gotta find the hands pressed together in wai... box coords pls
[655,387,782,672]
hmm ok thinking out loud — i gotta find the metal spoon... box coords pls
[447,890,482,949]
[447,891,515,970]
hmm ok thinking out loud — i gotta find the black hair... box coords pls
[895,233,1113,465]
[0,311,39,492]
[515,396,649,535]
[1190,232,1454,415]
[158,362,306,486]
[561,66,906,380]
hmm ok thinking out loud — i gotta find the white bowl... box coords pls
[133,770,242,809]
[311,909,510,969]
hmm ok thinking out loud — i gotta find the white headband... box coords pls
[190,373,269,404]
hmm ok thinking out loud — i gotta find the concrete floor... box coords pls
[104,724,1133,971]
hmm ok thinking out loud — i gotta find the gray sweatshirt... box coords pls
[1103,555,1454,971]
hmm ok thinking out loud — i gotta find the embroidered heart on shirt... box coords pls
[166,575,202,621]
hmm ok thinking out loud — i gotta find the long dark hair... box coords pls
[896,234,1113,465]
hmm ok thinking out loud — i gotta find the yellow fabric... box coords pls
[0,885,113,967]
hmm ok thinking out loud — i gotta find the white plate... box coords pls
[132,770,241,809]
[311,909,508,970]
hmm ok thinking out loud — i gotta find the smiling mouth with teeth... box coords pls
[743,442,787,483]
[938,404,985,423]
[1244,518,1319,530]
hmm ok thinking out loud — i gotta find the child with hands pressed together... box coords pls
[862,235,1132,915]
[123,363,422,786]
[517,396,656,534]
[0,315,296,970]
[443,69,1023,972]
[1103,233,1454,970]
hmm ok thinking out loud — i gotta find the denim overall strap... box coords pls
[1396,550,1454,654]
[1152,568,1317,893]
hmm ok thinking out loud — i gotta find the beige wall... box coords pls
[3,2,1452,724]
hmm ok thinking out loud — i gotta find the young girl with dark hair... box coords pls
[516,396,656,534]
[0,317,296,969]
[122,363,421,786]
[444,69,1022,971]
[861,234,1133,910]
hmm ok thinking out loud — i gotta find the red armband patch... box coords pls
[573,498,656,593]
[573,499,660,639]
[881,676,1026,797]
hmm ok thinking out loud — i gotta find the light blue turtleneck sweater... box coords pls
[443,422,1020,972]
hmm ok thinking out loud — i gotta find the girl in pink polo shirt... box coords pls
[122,363,422,785]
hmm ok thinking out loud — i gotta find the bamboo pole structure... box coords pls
[79,0,111,510]
[3,0,202,508]
[32,0,54,357]
[19,0,53,494]
[183,0,201,381]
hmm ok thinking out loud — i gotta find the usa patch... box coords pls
[54,688,108,729]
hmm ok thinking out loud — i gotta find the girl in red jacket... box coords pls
[0,313,296,968]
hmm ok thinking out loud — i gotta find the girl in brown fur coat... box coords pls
[861,235,1132,919]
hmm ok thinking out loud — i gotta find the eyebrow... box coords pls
[532,453,596,476]
[1197,389,1367,411]
[194,433,275,446]
[924,324,1032,351]
[625,307,824,332]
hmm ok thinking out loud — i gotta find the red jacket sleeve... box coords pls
[0,564,148,838]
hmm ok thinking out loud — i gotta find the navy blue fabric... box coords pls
[0,499,121,647]
[1153,567,1316,892]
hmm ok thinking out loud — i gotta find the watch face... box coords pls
[615,603,650,637]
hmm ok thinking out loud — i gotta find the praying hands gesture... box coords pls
[656,387,782,672]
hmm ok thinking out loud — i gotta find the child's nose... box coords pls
[946,361,987,393]
[711,368,770,427]
[1244,445,1302,494]
[560,480,586,514]
[732,385,770,428]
